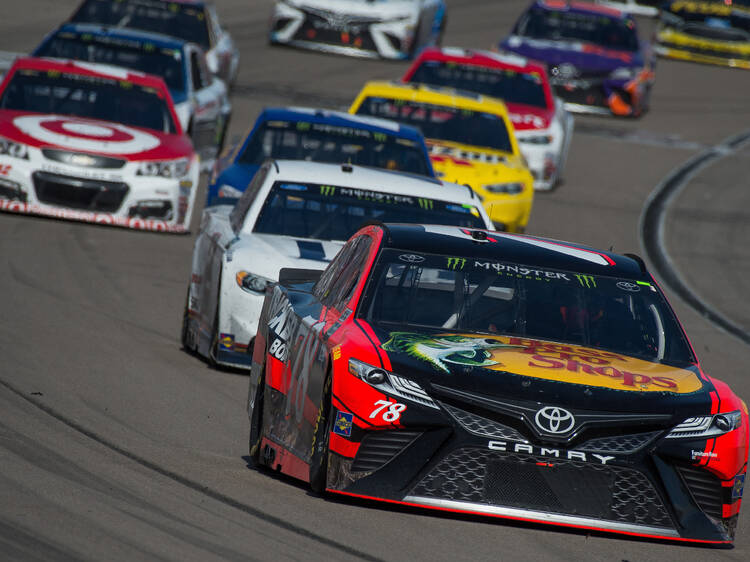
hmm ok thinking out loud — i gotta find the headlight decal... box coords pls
[236,271,273,294]
[136,157,190,178]
[666,410,742,439]
[0,137,29,160]
[349,358,438,409]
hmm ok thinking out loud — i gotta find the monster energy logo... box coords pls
[418,198,434,210]
[575,274,597,288]
[446,257,466,270]
[320,185,336,196]
[373,132,386,142]
[296,121,311,131]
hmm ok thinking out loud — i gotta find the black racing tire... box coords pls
[208,303,220,368]
[180,285,192,351]
[309,371,333,494]
[247,369,265,469]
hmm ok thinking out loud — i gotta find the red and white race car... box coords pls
[0,57,199,232]
[403,47,574,191]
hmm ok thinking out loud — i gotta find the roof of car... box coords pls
[47,23,189,51]
[353,81,511,118]
[4,56,171,91]
[269,160,480,201]
[258,107,426,142]
[413,47,548,76]
[379,223,646,278]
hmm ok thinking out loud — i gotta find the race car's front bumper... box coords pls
[0,151,198,233]
[325,400,746,544]
[269,1,416,60]
[655,28,750,70]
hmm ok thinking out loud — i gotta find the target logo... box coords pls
[13,115,161,155]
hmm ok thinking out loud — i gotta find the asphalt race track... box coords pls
[1,1,749,560]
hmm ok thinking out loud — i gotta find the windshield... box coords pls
[516,7,640,52]
[253,182,485,241]
[408,61,550,109]
[355,97,513,153]
[36,34,185,92]
[362,250,695,365]
[71,0,210,49]
[239,120,433,177]
[0,69,176,133]
[663,2,750,36]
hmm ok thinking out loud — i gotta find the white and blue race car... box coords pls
[182,159,490,368]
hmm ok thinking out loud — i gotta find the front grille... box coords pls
[553,83,608,108]
[42,148,126,169]
[33,171,128,212]
[295,11,378,51]
[677,465,723,520]
[578,431,661,455]
[441,402,526,442]
[411,448,673,528]
[352,430,421,472]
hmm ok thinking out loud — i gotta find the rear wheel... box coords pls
[309,372,333,494]
[247,369,265,469]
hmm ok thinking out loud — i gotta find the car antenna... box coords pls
[471,230,488,242]
[342,163,353,172]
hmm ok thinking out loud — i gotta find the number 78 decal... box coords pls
[370,400,407,422]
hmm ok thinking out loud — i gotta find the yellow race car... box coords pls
[655,1,750,70]
[349,81,534,232]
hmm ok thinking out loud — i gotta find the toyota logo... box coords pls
[534,407,575,434]
[616,281,640,292]
[399,254,425,263]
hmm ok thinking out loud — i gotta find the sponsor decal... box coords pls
[417,198,434,210]
[510,113,547,129]
[474,261,570,280]
[319,184,336,196]
[445,257,466,270]
[575,274,596,288]
[0,164,12,176]
[733,474,745,500]
[333,411,353,437]
[488,441,615,465]
[332,345,342,361]
[13,115,161,155]
[382,332,703,393]
[616,281,640,292]
[0,199,182,232]
[399,254,425,263]
[691,450,718,461]
[219,333,234,351]
[382,332,520,374]
[535,406,575,434]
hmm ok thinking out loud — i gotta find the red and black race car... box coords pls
[248,223,748,544]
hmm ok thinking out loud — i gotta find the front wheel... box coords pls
[309,373,332,494]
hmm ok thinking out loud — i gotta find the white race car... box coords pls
[270,0,447,60]
[69,0,240,87]
[0,58,199,232]
[182,159,491,368]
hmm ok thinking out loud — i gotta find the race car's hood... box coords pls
[0,110,194,161]
[502,35,643,74]
[372,328,712,416]
[506,103,553,132]
[663,0,750,30]
[238,233,345,280]
[284,0,418,21]
[426,140,528,183]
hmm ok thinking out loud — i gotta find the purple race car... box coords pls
[500,1,655,117]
